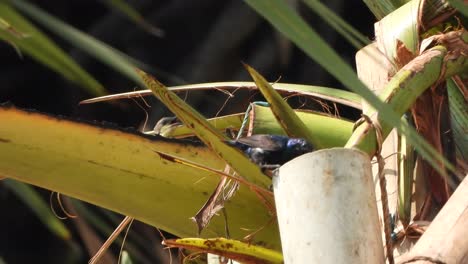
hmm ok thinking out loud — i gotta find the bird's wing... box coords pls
[233,134,284,151]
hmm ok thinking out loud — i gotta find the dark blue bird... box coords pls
[227,134,314,167]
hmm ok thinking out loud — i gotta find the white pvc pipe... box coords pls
[273,148,384,263]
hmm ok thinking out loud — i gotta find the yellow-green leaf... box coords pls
[0,104,280,249]
[251,105,353,148]
[164,237,283,264]
[245,64,323,148]
[158,113,244,138]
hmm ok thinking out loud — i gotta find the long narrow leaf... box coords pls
[80,82,362,109]
[136,69,271,188]
[0,16,27,38]
[302,0,370,48]
[245,65,323,148]
[101,0,164,37]
[10,0,150,86]
[157,113,244,138]
[447,78,468,160]
[164,238,283,264]
[0,104,280,249]
[3,179,71,240]
[0,2,105,95]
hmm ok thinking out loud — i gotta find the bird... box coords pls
[152,116,179,135]
[153,118,314,167]
[226,134,314,168]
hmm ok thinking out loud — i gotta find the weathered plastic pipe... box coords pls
[273,148,384,263]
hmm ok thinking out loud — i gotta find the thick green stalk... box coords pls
[346,30,468,155]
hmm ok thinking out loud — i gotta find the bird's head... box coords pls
[287,138,314,154]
